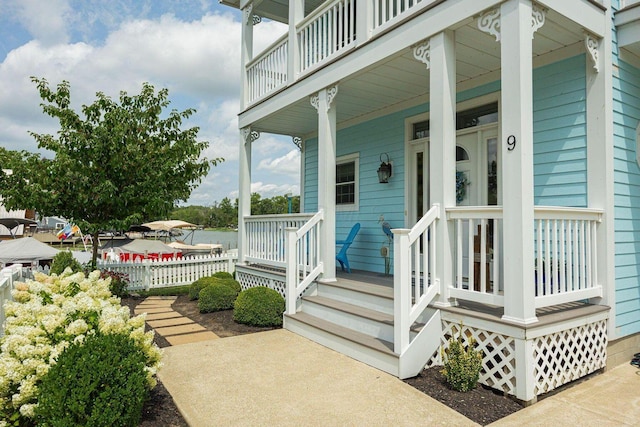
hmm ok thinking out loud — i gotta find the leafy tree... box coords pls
[0,78,220,266]
[170,205,210,227]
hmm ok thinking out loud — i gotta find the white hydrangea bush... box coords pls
[0,269,162,424]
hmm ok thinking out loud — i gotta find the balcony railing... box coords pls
[245,0,441,105]
[447,206,603,309]
[297,0,356,73]
[246,34,288,105]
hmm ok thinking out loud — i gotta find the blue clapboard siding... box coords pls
[303,57,588,274]
[613,46,640,337]
[533,55,587,207]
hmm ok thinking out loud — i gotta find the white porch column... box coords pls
[240,3,254,110]
[585,27,615,338]
[500,0,537,325]
[428,30,456,307]
[238,127,258,264]
[312,85,338,281]
[288,0,304,83]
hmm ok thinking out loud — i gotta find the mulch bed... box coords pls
[121,294,523,426]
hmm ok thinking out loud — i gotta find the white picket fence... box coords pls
[98,251,239,291]
[0,264,24,337]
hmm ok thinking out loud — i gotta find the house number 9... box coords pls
[507,135,516,151]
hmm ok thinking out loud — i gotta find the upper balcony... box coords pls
[223,0,608,132]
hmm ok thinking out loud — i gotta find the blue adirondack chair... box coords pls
[336,223,360,273]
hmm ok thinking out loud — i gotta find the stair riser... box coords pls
[284,316,399,377]
[301,299,394,341]
[317,284,393,314]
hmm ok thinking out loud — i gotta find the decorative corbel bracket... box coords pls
[413,41,430,69]
[585,33,600,73]
[310,84,339,112]
[292,136,303,151]
[477,3,546,42]
[242,127,260,144]
[244,4,261,25]
[477,7,501,41]
[531,4,546,38]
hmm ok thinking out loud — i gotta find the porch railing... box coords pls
[245,213,314,267]
[286,210,324,314]
[447,206,603,309]
[392,204,439,353]
[448,206,504,306]
[297,0,356,73]
[246,34,288,104]
[0,264,23,337]
[533,206,603,308]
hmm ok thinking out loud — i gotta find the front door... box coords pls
[455,126,499,207]
[407,124,499,223]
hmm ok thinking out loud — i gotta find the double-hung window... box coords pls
[336,153,359,211]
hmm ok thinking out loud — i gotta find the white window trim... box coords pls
[336,152,359,212]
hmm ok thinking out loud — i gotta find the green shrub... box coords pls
[50,251,82,275]
[101,270,130,297]
[189,275,240,301]
[218,278,242,295]
[198,283,238,313]
[233,286,285,327]
[440,325,483,392]
[212,271,233,280]
[188,277,216,300]
[35,333,149,426]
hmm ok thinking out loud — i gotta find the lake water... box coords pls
[179,229,238,250]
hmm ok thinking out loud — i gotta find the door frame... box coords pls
[404,92,501,227]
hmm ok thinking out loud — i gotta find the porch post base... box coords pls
[501,314,539,326]
[431,300,457,309]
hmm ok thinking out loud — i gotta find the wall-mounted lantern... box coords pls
[377,153,392,183]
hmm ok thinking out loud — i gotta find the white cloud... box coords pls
[8,0,73,46]
[0,4,299,205]
[257,149,300,176]
[229,181,299,199]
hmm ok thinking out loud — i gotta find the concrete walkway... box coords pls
[488,362,640,426]
[136,298,640,426]
[158,329,478,426]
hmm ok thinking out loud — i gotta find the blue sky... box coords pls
[0,0,299,206]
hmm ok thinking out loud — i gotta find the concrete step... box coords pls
[316,279,393,314]
[284,311,400,377]
[301,295,423,342]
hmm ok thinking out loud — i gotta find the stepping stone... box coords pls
[145,312,184,321]
[134,307,174,315]
[145,296,177,301]
[154,323,206,336]
[147,317,194,328]
[138,300,175,308]
[166,331,219,346]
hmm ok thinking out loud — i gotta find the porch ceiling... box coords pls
[245,7,590,139]
[220,0,325,24]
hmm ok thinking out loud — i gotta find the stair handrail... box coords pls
[392,204,440,354]
[285,210,324,314]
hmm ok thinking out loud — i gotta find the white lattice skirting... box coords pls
[428,318,607,401]
[236,269,286,298]
[532,320,607,395]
